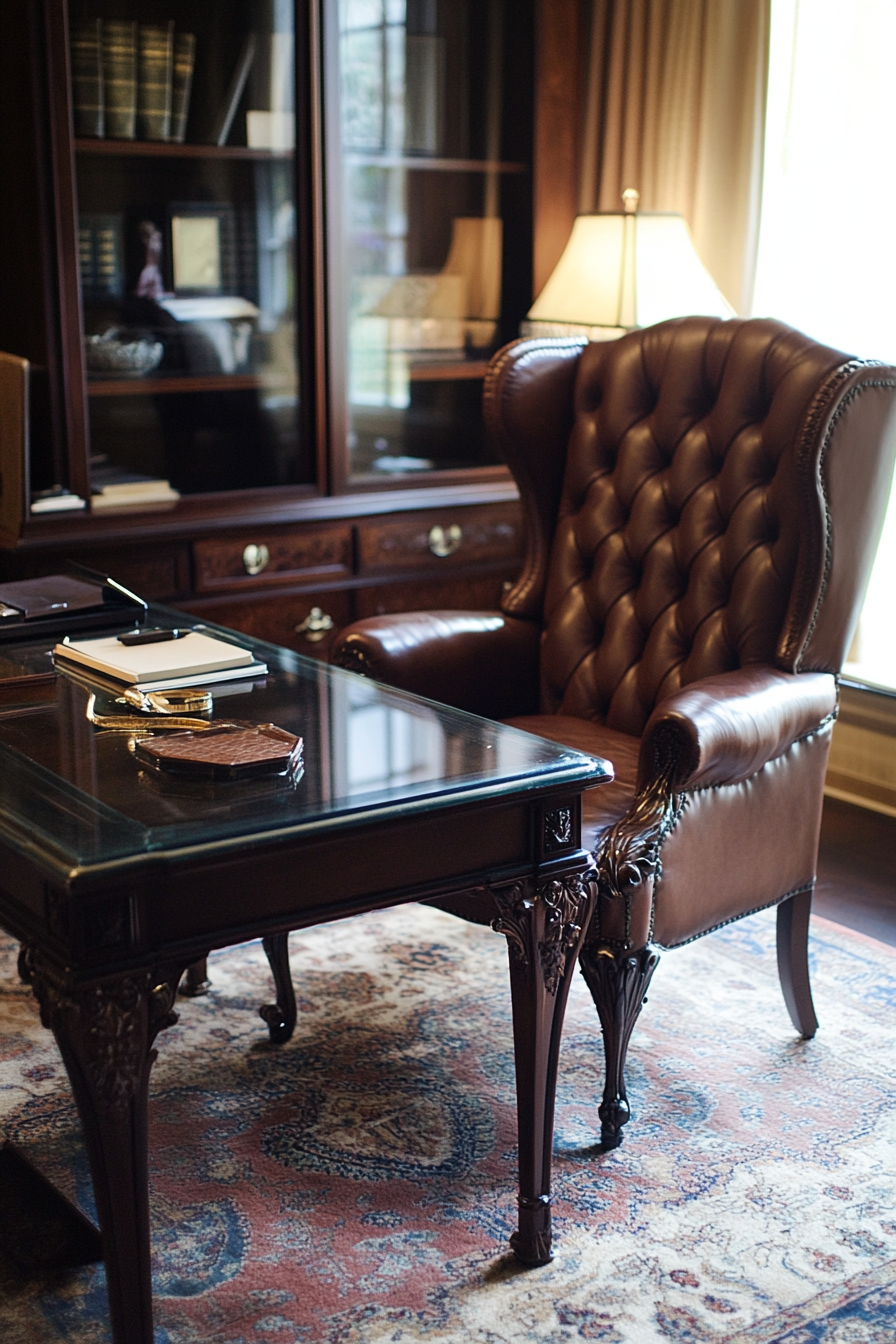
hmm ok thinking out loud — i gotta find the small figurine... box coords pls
[134,220,170,299]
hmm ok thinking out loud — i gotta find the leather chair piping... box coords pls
[795,373,896,670]
[597,707,836,952]
[657,879,816,951]
[485,337,586,623]
[777,361,872,668]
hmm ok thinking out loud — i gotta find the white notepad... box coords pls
[53,630,259,686]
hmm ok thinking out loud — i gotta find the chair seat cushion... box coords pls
[504,716,640,849]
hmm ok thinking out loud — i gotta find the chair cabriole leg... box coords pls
[776,888,818,1038]
[179,957,211,996]
[579,942,659,1150]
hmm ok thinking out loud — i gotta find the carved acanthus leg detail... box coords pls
[22,946,181,1344]
[491,869,594,1265]
[539,876,589,994]
[579,943,659,1150]
[260,933,297,1044]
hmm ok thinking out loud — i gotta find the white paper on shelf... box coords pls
[158,297,260,323]
[30,494,87,513]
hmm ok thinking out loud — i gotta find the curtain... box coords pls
[579,0,770,315]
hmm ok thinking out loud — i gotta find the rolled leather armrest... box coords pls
[638,666,838,792]
[330,611,541,719]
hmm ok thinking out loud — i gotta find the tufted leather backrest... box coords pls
[484,318,896,737]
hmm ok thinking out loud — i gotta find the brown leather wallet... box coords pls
[133,723,303,780]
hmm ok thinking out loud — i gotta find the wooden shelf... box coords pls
[74,142,525,172]
[408,360,490,381]
[87,373,271,397]
[86,366,486,395]
[343,154,527,174]
[74,138,291,161]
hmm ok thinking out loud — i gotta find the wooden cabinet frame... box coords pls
[0,0,571,638]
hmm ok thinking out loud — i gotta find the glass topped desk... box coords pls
[0,613,611,1344]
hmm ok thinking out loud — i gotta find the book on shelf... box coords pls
[158,295,259,322]
[170,32,196,143]
[91,467,180,509]
[246,111,294,151]
[71,18,104,138]
[78,214,124,300]
[53,630,267,691]
[103,19,137,139]
[137,22,174,141]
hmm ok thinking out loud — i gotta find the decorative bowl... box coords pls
[85,330,164,376]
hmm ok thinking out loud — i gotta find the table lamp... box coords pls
[523,188,734,342]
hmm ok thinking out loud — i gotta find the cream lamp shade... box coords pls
[525,206,734,341]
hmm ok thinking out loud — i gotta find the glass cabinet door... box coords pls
[328,0,533,482]
[67,0,310,503]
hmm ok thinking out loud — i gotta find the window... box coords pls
[753,0,896,691]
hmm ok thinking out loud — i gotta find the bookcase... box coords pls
[0,0,537,657]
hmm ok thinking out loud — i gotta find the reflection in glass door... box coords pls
[68,0,307,501]
[333,0,532,480]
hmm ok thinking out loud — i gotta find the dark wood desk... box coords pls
[0,618,610,1344]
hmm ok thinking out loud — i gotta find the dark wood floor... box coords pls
[814,796,896,944]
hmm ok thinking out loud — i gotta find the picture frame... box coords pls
[167,203,235,294]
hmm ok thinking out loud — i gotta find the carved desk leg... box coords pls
[492,868,594,1265]
[260,933,297,1044]
[579,942,659,1150]
[20,947,181,1344]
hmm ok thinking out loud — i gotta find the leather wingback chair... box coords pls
[331,318,896,1150]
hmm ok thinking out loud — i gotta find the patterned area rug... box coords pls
[1,903,896,1343]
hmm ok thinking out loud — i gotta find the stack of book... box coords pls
[53,629,268,692]
[78,213,123,300]
[90,467,180,511]
[70,19,195,143]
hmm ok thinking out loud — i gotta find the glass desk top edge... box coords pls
[0,608,613,870]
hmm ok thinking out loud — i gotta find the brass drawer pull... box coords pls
[242,543,270,575]
[428,524,462,558]
[295,606,334,642]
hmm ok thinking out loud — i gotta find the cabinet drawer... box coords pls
[177,589,354,661]
[194,525,353,594]
[356,503,522,576]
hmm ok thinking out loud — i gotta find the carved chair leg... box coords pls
[259,933,297,1044]
[20,947,181,1344]
[179,957,211,997]
[492,871,595,1265]
[776,888,818,1039]
[579,943,659,1151]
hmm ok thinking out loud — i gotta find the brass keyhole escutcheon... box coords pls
[428,523,462,558]
[295,606,334,643]
[242,543,270,576]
